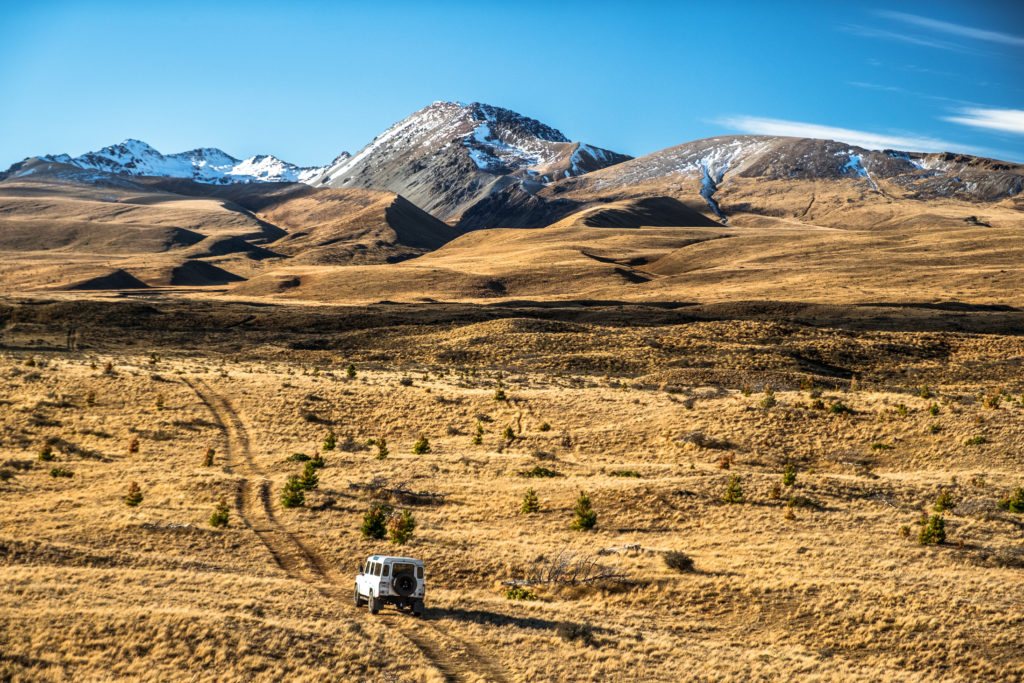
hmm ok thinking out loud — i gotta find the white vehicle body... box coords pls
[354,555,426,616]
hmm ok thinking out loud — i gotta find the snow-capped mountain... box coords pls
[35,139,335,184]
[309,101,632,219]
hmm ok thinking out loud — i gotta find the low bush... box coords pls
[722,476,743,504]
[663,551,695,573]
[556,622,596,646]
[505,586,538,601]
[209,500,229,527]
[519,465,561,478]
[388,509,415,545]
[361,503,392,539]
[918,514,946,545]
[998,487,1024,513]
[964,435,987,446]
[124,481,143,507]
[521,488,540,513]
[412,435,431,454]
[281,476,305,508]
[782,463,796,487]
[286,452,310,462]
[933,489,955,512]
[570,491,597,531]
[323,431,337,451]
[49,467,72,478]
[609,470,641,478]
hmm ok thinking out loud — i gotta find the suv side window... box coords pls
[364,562,370,574]
[381,564,390,577]
[372,562,380,576]
[416,566,424,579]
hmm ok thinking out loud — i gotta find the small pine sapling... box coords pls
[570,490,597,531]
[521,488,540,513]
[125,481,143,507]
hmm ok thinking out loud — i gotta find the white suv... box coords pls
[354,555,426,616]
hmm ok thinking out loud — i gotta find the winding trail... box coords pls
[184,377,511,683]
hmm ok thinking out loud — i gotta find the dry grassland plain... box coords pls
[1,300,1023,681]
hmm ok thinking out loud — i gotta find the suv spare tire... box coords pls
[392,573,416,597]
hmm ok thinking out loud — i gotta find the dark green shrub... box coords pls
[309,451,325,468]
[663,551,695,573]
[787,495,821,510]
[570,491,597,531]
[388,509,415,545]
[929,403,940,416]
[323,431,337,451]
[896,403,908,417]
[610,470,641,478]
[281,476,305,508]
[521,488,540,513]
[361,503,392,539]
[828,401,852,415]
[929,424,942,434]
[556,622,596,646]
[494,387,507,402]
[998,487,1024,513]
[505,586,538,601]
[538,422,551,432]
[722,476,743,504]
[286,452,310,462]
[202,447,215,467]
[919,385,932,399]
[49,467,72,478]
[782,463,796,487]
[412,435,431,454]
[918,514,946,545]
[519,466,561,478]
[760,386,776,409]
[298,462,319,490]
[399,376,413,387]
[503,425,516,441]
[375,436,389,460]
[871,442,893,451]
[472,421,483,445]
[346,364,357,379]
[209,500,229,527]
[38,445,54,462]
[964,435,986,446]
[125,481,143,507]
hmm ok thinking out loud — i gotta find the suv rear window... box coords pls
[392,562,415,577]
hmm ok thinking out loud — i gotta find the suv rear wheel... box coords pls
[411,599,424,617]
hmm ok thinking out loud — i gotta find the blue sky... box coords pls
[2,1,1022,167]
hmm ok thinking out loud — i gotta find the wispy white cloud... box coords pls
[716,115,987,155]
[877,11,1024,48]
[944,108,1024,134]
[843,24,971,53]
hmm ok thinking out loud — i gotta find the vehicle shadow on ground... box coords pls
[423,606,608,633]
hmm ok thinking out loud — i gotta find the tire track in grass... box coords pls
[186,377,512,683]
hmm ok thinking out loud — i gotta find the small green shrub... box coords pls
[933,489,955,512]
[918,514,946,545]
[929,424,942,434]
[898,525,911,538]
[124,481,143,507]
[810,398,826,410]
[929,403,940,416]
[722,476,743,504]
[38,445,54,462]
[297,462,319,490]
[388,509,416,545]
[399,376,413,387]
[998,487,1024,513]
[309,451,325,468]
[209,500,230,527]
[202,447,215,467]
[570,490,597,531]
[787,495,820,510]
[323,431,337,451]
[896,403,908,417]
[742,385,752,397]
[521,488,540,513]
[919,385,932,399]
[519,466,561,478]
[871,442,893,451]
[286,452,310,462]
[361,503,392,539]
[505,587,538,601]
[609,470,641,478]
[828,401,852,415]
[472,421,484,445]
[346,364,357,379]
[760,386,776,409]
[280,476,305,508]
[494,387,507,402]
[964,435,987,446]
[49,467,72,478]
[412,435,431,454]
[538,422,551,432]
[782,463,796,487]
[503,425,516,441]
[375,436,389,460]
